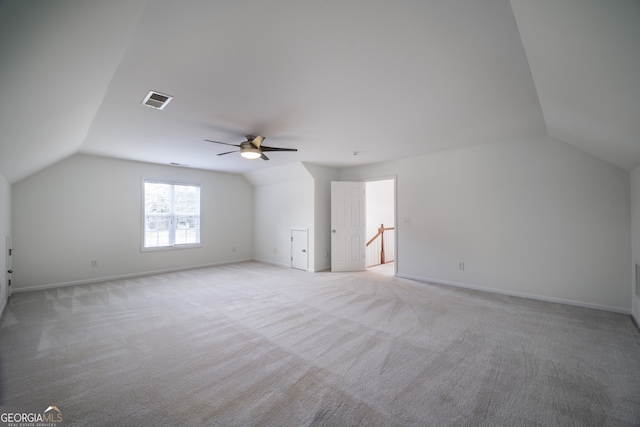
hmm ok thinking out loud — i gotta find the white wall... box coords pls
[12,154,253,290]
[248,163,315,269]
[341,136,631,312]
[304,163,340,272]
[0,172,11,315]
[631,166,640,323]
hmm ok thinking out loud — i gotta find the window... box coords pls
[143,180,201,249]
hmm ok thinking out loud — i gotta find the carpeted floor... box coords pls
[1,261,639,426]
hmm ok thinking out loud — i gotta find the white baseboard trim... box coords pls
[252,258,331,273]
[252,258,291,269]
[12,259,254,293]
[397,274,631,315]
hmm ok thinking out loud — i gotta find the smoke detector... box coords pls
[142,90,173,110]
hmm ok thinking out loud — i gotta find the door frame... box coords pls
[364,176,397,276]
[4,235,12,301]
[291,229,308,271]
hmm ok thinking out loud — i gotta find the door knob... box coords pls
[7,270,13,274]
[302,249,306,253]
[332,229,336,233]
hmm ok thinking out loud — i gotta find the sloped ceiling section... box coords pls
[511,0,640,171]
[244,162,313,187]
[0,1,638,183]
[0,0,148,183]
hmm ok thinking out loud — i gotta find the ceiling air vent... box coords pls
[142,90,173,110]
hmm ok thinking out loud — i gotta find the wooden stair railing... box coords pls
[366,223,395,265]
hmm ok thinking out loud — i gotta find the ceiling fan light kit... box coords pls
[205,135,297,161]
[240,147,262,160]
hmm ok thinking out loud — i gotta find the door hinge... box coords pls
[291,237,293,242]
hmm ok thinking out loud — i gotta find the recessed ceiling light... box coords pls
[142,90,173,110]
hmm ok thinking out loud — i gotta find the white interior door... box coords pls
[291,229,308,271]
[331,181,366,272]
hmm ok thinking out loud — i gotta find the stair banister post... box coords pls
[380,224,385,264]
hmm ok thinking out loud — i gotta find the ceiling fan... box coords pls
[205,135,297,160]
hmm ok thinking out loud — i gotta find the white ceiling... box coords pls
[0,0,638,183]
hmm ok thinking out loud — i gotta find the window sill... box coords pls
[142,244,202,252]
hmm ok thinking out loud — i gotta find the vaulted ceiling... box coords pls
[1,0,638,183]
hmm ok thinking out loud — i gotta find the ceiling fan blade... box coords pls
[259,146,297,152]
[205,139,242,147]
[207,136,292,160]
[251,135,265,148]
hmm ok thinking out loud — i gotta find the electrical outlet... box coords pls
[232,246,236,253]
[274,248,277,254]
[403,217,411,225]
[91,260,98,267]
[459,262,464,270]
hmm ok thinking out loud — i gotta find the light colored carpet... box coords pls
[1,261,639,426]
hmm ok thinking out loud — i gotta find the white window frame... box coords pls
[142,179,202,251]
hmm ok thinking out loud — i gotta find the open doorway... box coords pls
[365,178,396,276]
